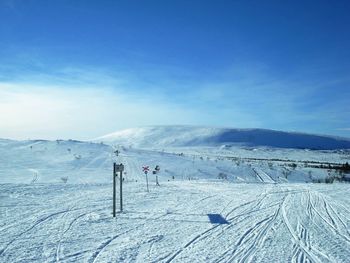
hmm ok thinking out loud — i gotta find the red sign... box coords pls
[142,166,150,174]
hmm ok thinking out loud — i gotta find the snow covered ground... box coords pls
[1,182,350,262]
[1,132,350,262]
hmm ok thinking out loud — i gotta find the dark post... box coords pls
[119,168,123,212]
[142,166,150,192]
[113,162,116,217]
[146,172,149,192]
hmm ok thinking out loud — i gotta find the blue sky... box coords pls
[0,0,349,140]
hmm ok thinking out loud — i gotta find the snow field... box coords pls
[0,138,349,262]
[1,182,350,262]
[0,139,347,185]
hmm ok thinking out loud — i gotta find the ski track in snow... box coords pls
[55,211,96,263]
[160,184,349,263]
[0,208,77,257]
[251,167,275,183]
[1,182,350,263]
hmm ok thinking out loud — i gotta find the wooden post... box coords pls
[113,162,116,217]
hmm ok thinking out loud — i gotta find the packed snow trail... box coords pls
[251,167,275,183]
[1,182,349,263]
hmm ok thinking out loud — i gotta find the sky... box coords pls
[0,0,349,140]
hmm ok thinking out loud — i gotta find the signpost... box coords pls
[113,162,124,217]
[154,165,160,186]
[143,166,150,192]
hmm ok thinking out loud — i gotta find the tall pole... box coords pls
[120,169,123,212]
[113,162,116,217]
[146,172,149,192]
[142,166,150,192]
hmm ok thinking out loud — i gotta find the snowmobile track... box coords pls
[0,208,79,257]
[282,194,323,263]
[216,196,285,263]
[309,192,350,244]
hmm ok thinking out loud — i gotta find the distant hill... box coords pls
[0,139,112,183]
[94,126,350,150]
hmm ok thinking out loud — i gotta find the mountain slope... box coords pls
[0,139,113,183]
[95,126,350,150]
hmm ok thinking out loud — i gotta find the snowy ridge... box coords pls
[95,125,350,150]
[2,137,346,184]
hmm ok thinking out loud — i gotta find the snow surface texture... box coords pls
[1,182,350,262]
[94,126,350,150]
[1,126,350,262]
[0,139,112,184]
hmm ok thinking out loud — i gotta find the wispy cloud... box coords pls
[1,62,349,139]
[0,75,201,140]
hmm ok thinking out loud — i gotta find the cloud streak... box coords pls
[0,79,201,140]
[1,62,349,140]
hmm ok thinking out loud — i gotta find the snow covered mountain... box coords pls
[95,126,350,150]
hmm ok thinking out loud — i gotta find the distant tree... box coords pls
[342,162,350,171]
[325,176,334,184]
[290,163,297,170]
[61,176,68,183]
[308,170,313,180]
[31,172,38,183]
[218,172,228,180]
[282,168,291,179]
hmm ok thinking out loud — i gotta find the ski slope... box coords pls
[1,182,350,262]
[0,135,350,262]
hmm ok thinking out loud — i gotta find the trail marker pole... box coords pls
[155,165,160,186]
[146,172,149,192]
[119,167,123,212]
[142,166,150,192]
[113,163,124,217]
[113,163,116,217]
